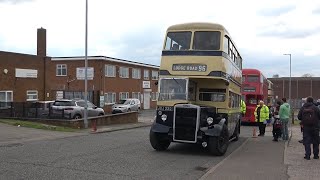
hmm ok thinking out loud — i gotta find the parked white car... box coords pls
[112,98,141,114]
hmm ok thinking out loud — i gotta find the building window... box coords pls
[151,92,158,101]
[119,92,129,100]
[56,64,67,76]
[152,71,159,80]
[104,92,116,104]
[105,65,116,77]
[144,70,149,80]
[119,67,129,78]
[132,68,141,79]
[26,90,38,101]
[132,92,141,100]
[0,91,13,108]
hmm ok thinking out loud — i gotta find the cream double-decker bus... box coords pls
[149,22,242,156]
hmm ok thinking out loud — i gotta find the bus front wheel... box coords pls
[208,124,229,156]
[149,130,170,151]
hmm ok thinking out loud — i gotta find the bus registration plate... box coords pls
[172,64,207,72]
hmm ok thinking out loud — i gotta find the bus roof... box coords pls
[242,69,263,74]
[167,22,229,33]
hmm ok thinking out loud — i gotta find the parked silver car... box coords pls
[112,98,141,114]
[27,101,54,118]
[51,99,105,119]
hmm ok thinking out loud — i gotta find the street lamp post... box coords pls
[283,53,293,124]
[84,0,88,128]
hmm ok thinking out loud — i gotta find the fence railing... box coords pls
[0,102,72,119]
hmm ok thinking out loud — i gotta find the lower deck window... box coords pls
[199,88,225,102]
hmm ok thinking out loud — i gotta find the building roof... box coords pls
[268,77,320,81]
[51,56,160,69]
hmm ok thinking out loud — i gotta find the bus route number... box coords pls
[172,64,207,72]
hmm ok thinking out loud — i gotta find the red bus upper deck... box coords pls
[241,69,268,123]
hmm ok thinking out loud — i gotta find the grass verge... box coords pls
[0,119,78,132]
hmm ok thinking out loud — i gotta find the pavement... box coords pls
[285,126,320,180]
[0,123,85,146]
[200,125,288,180]
[200,124,320,180]
[0,110,155,146]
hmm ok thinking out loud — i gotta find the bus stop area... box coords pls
[200,125,320,180]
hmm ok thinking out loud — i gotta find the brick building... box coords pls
[46,56,159,111]
[0,28,159,111]
[269,77,320,108]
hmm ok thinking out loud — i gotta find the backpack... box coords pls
[274,119,282,129]
[302,106,317,126]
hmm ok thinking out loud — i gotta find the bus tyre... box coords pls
[149,130,170,151]
[208,124,229,156]
[232,122,240,142]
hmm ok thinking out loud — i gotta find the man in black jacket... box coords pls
[298,96,320,160]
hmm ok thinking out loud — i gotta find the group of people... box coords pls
[252,98,290,141]
[242,96,320,160]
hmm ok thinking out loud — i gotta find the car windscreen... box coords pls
[118,100,130,105]
[53,101,75,106]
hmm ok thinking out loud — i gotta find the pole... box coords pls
[289,54,293,124]
[284,53,293,124]
[84,0,88,128]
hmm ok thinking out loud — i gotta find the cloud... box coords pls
[242,50,320,78]
[258,5,296,17]
[312,7,320,14]
[0,0,33,4]
[258,25,320,39]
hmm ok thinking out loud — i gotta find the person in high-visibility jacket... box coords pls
[241,100,246,116]
[254,100,270,136]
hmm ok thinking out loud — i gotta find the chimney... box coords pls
[37,27,46,57]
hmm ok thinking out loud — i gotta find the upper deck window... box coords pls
[164,32,191,50]
[247,75,259,82]
[193,31,221,50]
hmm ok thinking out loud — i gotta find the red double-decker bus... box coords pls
[241,69,268,123]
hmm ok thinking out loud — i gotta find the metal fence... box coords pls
[0,102,72,119]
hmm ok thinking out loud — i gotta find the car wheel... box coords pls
[208,124,229,156]
[73,114,82,119]
[149,130,170,151]
[98,113,104,116]
[127,108,131,112]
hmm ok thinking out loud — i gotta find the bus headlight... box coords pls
[207,117,214,125]
[161,114,167,121]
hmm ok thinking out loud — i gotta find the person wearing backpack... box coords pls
[279,98,291,140]
[298,96,320,160]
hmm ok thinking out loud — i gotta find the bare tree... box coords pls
[301,73,313,77]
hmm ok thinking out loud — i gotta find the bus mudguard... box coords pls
[150,122,170,134]
[200,118,226,137]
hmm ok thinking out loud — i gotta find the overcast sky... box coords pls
[1,0,320,78]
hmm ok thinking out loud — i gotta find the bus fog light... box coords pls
[207,117,214,125]
[202,142,208,148]
[161,114,167,121]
